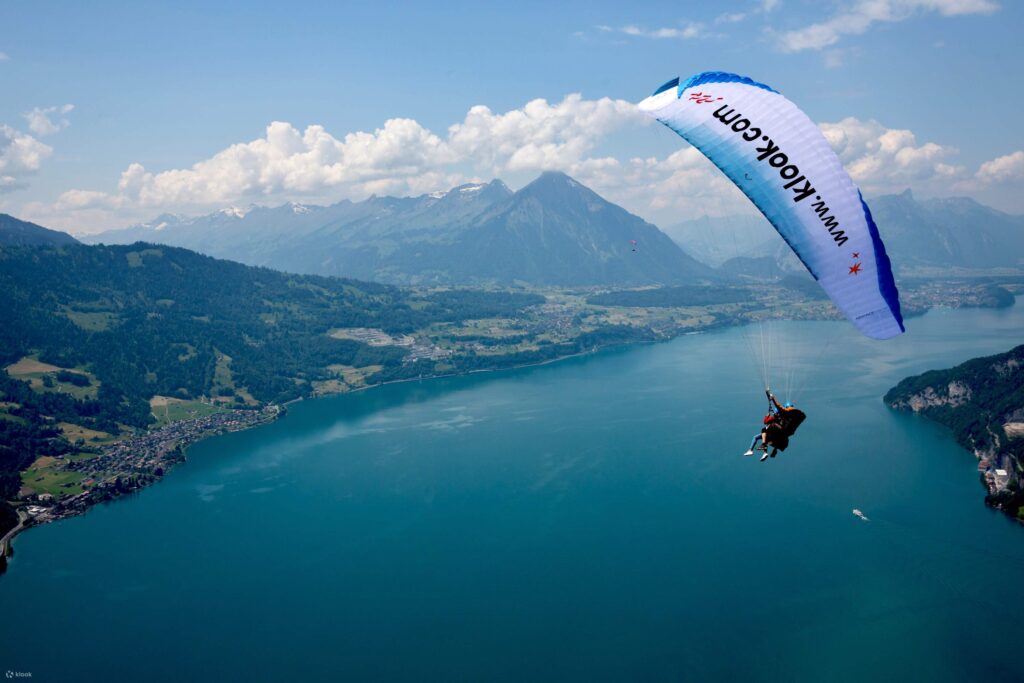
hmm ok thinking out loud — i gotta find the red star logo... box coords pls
[852,252,859,258]
[849,262,862,275]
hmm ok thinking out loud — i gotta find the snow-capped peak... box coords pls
[459,183,484,193]
[138,213,186,230]
[428,190,448,199]
[220,206,248,219]
[289,202,311,214]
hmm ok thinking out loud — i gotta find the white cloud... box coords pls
[776,0,999,52]
[819,117,964,194]
[448,94,640,173]
[27,94,1023,232]
[974,150,1024,185]
[53,94,643,222]
[55,188,124,211]
[0,52,9,62]
[713,1,780,26]
[613,148,748,219]
[716,12,748,24]
[23,104,75,137]
[0,124,53,193]
[606,23,710,40]
[107,118,455,208]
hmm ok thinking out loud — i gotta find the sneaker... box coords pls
[760,452,769,462]
[743,449,754,456]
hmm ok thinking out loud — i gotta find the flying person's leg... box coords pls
[744,433,763,456]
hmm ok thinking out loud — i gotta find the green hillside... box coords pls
[0,242,545,534]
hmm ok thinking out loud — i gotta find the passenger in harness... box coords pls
[744,390,806,462]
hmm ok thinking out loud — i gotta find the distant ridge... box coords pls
[85,173,713,286]
[0,214,79,247]
[869,190,1024,270]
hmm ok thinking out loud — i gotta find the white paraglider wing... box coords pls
[639,72,904,340]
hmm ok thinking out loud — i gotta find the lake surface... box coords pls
[3,302,1024,682]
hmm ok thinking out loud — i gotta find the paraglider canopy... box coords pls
[638,71,904,340]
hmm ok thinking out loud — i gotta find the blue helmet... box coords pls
[783,401,794,408]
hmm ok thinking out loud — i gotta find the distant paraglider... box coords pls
[629,239,638,252]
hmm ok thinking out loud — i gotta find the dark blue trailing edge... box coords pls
[677,71,778,96]
[860,191,905,333]
[652,77,680,97]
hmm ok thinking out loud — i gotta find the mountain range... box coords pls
[869,190,1024,271]
[19,175,1023,286]
[666,189,1024,275]
[84,172,712,286]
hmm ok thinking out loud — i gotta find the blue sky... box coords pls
[1,0,1022,233]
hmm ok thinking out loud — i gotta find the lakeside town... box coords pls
[2,405,281,563]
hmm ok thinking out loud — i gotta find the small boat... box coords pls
[852,509,870,522]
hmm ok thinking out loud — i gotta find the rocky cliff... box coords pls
[885,344,1024,521]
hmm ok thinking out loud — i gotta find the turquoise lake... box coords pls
[3,302,1024,681]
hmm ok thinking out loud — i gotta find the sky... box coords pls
[1,0,1022,234]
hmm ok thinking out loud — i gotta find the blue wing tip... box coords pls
[676,71,778,96]
[859,191,905,333]
[652,77,680,97]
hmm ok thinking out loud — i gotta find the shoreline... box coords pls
[2,339,634,570]
[2,405,282,573]
[345,343,632,395]
[5,293,1019,572]
[0,509,27,562]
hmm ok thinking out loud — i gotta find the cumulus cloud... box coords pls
[0,124,53,193]
[107,118,455,207]
[609,148,747,220]
[33,94,1023,232]
[23,104,75,136]
[448,94,640,173]
[776,0,999,52]
[819,117,964,193]
[58,94,643,217]
[55,188,124,211]
[974,150,1024,185]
